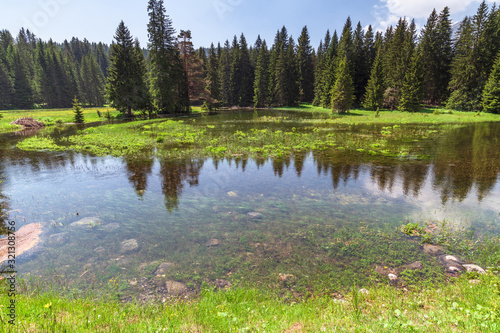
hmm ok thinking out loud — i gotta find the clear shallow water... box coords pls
[1,116,499,297]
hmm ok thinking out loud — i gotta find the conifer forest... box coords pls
[1,1,500,115]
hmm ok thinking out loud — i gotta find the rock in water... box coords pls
[205,239,220,247]
[423,244,444,255]
[70,217,103,228]
[463,264,486,274]
[102,223,120,232]
[0,223,42,263]
[247,212,263,219]
[227,191,239,198]
[48,232,69,246]
[165,280,187,296]
[154,262,173,275]
[120,239,139,254]
[404,261,424,270]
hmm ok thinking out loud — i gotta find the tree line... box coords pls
[1,1,500,114]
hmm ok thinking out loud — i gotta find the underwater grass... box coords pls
[15,112,461,161]
[2,272,500,332]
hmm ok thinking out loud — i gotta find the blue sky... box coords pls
[0,0,494,49]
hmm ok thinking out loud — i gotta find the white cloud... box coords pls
[374,0,496,31]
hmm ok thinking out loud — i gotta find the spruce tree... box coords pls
[482,51,500,113]
[238,33,254,106]
[206,43,220,104]
[331,55,354,114]
[106,21,136,116]
[218,40,231,106]
[0,62,13,109]
[12,50,33,109]
[253,40,269,107]
[72,96,84,123]
[147,0,189,113]
[297,26,314,102]
[398,51,423,112]
[362,51,385,110]
[228,35,240,106]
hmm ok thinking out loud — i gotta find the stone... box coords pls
[94,246,106,253]
[438,254,463,267]
[247,212,263,219]
[447,266,462,273]
[70,217,103,228]
[463,264,486,274]
[102,223,120,232]
[0,223,42,263]
[48,232,69,246]
[227,191,239,198]
[404,261,424,270]
[423,244,444,255]
[388,273,398,281]
[214,279,232,289]
[165,280,187,296]
[119,239,139,254]
[205,239,220,247]
[154,262,173,275]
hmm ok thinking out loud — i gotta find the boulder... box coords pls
[102,223,120,232]
[423,244,444,255]
[48,232,69,246]
[463,264,486,274]
[119,239,139,254]
[205,239,220,247]
[404,261,424,270]
[438,255,463,267]
[247,212,263,219]
[70,217,103,228]
[154,262,173,275]
[165,280,187,296]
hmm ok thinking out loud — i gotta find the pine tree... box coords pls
[206,43,220,104]
[107,21,136,116]
[362,51,385,110]
[0,61,13,109]
[253,40,269,107]
[331,55,354,114]
[238,33,254,106]
[482,51,500,113]
[12,50,33,109]
[147,0,189,113]
[132,39,152,116]
[228,35,240,106]
[218,40,231,106]
[352,22,367,105]
[72,96,84,123]
[398,51,423,112]
[297,26,314,102]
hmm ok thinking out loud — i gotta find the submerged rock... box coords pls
[102,223,120,232]
[404,261,424,270]
[120,239,139,254]
[205,239,220,247]
[165,280,187,296]
[70,217,103,228]
[214,279,232,289]
[463,264,486,274]
[154,262,173,275]
[94,246,106,253]
[48,232,69,246]
[0,223,43,263]
[247,212,263,219]
[438,254,463,267]
[423,244,444,255]
[227,191,239,198]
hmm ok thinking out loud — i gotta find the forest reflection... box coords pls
[0,123,498,214]
[127,122,499,211]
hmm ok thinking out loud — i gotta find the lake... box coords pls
[1,111,499,300]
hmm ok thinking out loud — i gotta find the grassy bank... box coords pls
[1,273,500,332]
[0,107,121,133]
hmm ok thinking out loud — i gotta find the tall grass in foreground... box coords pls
[1,273,499,332]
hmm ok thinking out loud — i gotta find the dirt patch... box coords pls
[0,223,42,263]
[11,117,45,129]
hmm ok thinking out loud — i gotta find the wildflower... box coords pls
[44,302,52,309]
